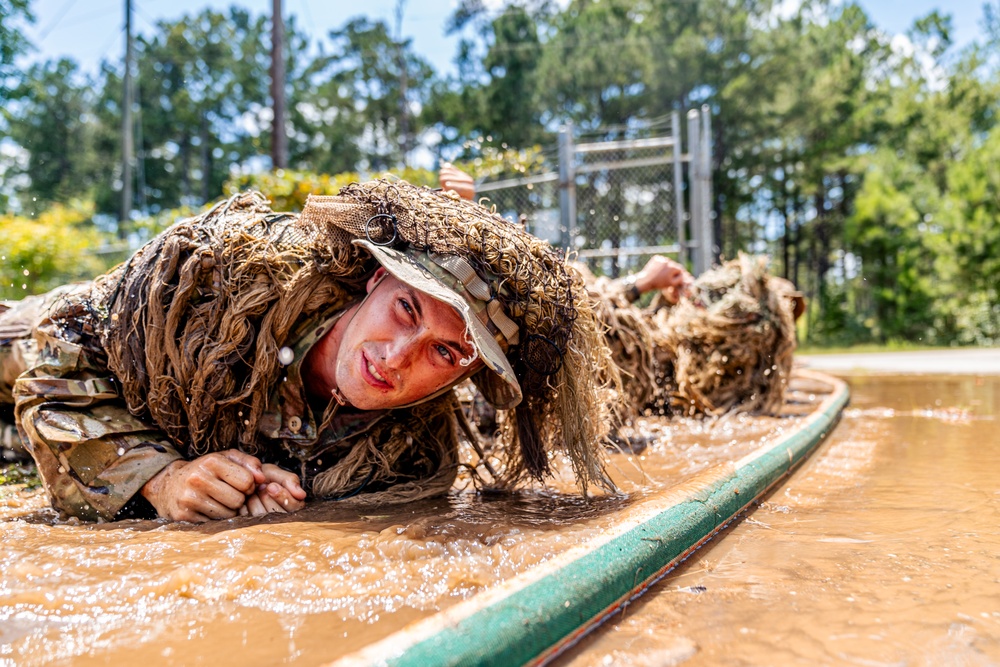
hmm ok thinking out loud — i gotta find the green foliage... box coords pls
[427,3,550,150]
[2,59,100,210]
[454,145,548,181]
[224,167,438,212]
[125,7,272,212]
[0,201,117,299]
[299,16,435,171]
[0,463,40,489]
[0,0,32,100]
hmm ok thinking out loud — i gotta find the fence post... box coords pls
[558,124,576,250]
[672,110,686,266]
[687,109,704,275]
[699,104,715,272]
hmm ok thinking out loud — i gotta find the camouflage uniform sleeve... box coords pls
[12,320,183,522]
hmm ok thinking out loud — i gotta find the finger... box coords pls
[259,486,289,514]
[175,509,212,523]
[265,482,306,512]
[261,464,308,500]
[184,491,239,520]
[204,455,259,495]
[238,504,249,517]
[189,461,255,507]
[202,475,251,510]
[246,493,268,517]
[220,450,266,484]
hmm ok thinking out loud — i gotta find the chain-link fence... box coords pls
[477,108,715,278]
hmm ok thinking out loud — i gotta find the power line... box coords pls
[94,24,127,68]
[34,0,82,41]
[131,1,160,32]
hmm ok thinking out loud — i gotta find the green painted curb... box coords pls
[338,374,849,667]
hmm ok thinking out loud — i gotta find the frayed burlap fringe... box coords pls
[588,285,664,421]
[100,192,372,456]
[590,253,797,420]
[312,395,460,504]
[662,254,796,416]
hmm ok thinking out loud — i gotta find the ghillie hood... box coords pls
[99,181,620,496]
[660,253,798,416]
[587,253,797,420]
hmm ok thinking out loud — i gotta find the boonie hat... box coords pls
[353,239,523,409]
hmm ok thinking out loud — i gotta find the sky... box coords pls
[16,0,994,79]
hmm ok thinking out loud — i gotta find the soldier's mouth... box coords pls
[361,352,393,389]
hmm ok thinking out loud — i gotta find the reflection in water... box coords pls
[1,374,997,666]
[559,374,1000,667]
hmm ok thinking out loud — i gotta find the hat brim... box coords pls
[354,239,523,409]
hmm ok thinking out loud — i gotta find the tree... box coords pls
[123,7,271,211]
[0,0,32,102]
[2,59,98,211]
[428,2,550,150]
[306,16,434,171]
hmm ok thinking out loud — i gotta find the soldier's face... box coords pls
[327,268,481,410]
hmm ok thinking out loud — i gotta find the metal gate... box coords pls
[476,107,715,277]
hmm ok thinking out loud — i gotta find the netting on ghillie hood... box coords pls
[592,254,798,421]
[96,180,619,501]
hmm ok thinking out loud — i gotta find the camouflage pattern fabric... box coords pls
[2,267,389,522]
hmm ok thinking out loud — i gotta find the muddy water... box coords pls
[1,374,996,666]
[0,407,793,667]
[559,373,1000,667]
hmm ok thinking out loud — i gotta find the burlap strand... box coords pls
[98,182,621,501]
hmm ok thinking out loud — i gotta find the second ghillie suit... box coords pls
[9,181,619,521]
[590,254,799,424]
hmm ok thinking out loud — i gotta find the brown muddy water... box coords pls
[560,373,1000,667]
[0,373,997,666]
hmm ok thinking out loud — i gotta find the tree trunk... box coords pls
[180,131,191,202]
[200,115,210,204]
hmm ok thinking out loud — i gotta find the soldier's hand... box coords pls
[141,450,265,522]
[633,256,693,303]
[439,162,476,201]
[241,464,307,517]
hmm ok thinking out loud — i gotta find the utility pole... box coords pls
[395,0,409,166]
[270,0,288,169]
[121,0,134,234]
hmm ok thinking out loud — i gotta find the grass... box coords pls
[0,462,41,489]
[796,341,981,355]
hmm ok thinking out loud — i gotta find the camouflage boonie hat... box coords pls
[299,179,586,412]
[354,240,523,408]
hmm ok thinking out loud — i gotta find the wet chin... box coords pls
[336,366,397,410]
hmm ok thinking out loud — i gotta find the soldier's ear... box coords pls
[366,267,389,293]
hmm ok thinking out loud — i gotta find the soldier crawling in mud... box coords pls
[0,168,799,523]
[445,166,804,436]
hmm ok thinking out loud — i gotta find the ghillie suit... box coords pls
[95,180,618,508]
[660,254,798,416]
[591,254,798,423]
